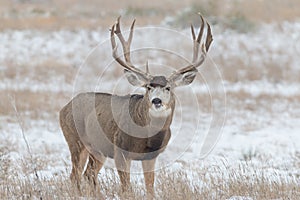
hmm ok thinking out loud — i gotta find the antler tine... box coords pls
[110,17,152,80]
[128,19,136,47]
[168,15,213,81]
[114,16,136,64]
[191,24,197,62]
[145,60,149,74]
[110,23,132,71]
[114,16,125,42]
[192,15,205,63]
[197,15,205,43]
[191,24,196,40]
[110,24,117,52]
[205,22,213,52]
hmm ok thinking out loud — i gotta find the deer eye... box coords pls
[166,87,170,91]
[146,86,152,91]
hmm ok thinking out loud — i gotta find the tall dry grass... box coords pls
[0,162,298,200]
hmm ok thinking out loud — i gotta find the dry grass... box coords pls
[218,60,300,84]
[1,59,77,84]
[0,0,299,30]
[0,161,299,200]
[0,61,75,120]
[0,89,69,121]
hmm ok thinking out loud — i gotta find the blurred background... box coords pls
[1,0,300,29]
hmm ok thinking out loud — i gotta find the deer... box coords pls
[59,15,213,197]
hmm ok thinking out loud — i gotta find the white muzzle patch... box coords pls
[149,105,172,118]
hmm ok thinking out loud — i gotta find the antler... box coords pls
[110,16,152,81]
[168,15,213,81]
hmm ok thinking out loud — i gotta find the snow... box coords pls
[224,81,300,97]
[0,21,299,195]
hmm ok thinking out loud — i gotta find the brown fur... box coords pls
[60,15,212,197]
[59,91,175,195]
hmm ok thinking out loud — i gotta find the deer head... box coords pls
[110,15,213,119]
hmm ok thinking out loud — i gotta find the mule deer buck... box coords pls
[59,15,213,196]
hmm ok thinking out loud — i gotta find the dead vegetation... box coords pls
[0,89,69,121]
[0,161,299,200]
[1,0,300,30]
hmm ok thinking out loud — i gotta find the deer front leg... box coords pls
[142,158,156,197]
[114,150,132,192]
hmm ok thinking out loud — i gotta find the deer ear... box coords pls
[124,69,147,86]
[170,70,197,87]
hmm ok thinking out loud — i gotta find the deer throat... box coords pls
[149,105,172,118]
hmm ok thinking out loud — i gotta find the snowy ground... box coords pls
[0,19,299,198]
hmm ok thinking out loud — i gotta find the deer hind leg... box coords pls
[70,141,88,192]
[84,154,106,188]
[142,158,156,198]
[114,151,132,192]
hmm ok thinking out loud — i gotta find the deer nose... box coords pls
[152,98,162,105]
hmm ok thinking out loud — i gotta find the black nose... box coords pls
[152,98,162,105]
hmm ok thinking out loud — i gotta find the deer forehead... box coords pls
[149,76,168,87]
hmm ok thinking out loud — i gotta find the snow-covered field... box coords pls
[1,18,299,199]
